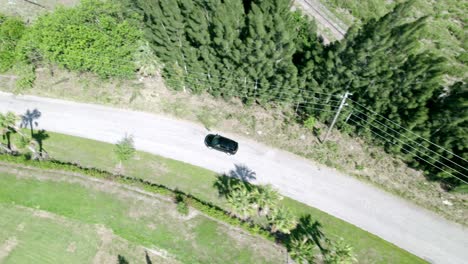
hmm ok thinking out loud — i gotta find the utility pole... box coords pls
[323,91,351,142]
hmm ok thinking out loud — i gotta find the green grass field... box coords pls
[0,170,283,263]
[0,203,170,264]
[7,131,425,263]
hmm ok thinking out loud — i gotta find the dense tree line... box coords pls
[123,0,466,185]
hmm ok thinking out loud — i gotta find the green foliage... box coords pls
[175,193,189,215]
[267,207,298,234]
[12,62,35,90]
[323,238,357,264]
[0,111,20,151]
[126,0,306,102]
[20,0,142,78]
[324,0,466,80]
[251,184,282,216]
[303,116,316,131]
[289,236,318,264]
[0,14,26,72]
[114,134,135,164]
[134,40,160,77]
[226,184,255,220]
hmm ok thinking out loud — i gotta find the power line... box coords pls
[350,113,467,178]
[163,78,340,109]
[163,75,341,106]
[347,117,468,185]
[173,69,340,98]
[349,98,468,164]
[349,114,468,183]
[175,75,341,106]
[350,107,468,173]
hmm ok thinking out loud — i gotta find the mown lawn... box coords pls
[0,171,283,264]
[9,131,426,263]
[0,202,171,264]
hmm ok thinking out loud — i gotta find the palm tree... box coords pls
[252,184,283,216]
[21,109,41,137]
[289,236,317,264]
[267,207,297,234]
[0,112,20,152]
[226,184,255,220]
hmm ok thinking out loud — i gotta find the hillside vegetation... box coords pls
[0,0,466,186]
[321,0,466,80]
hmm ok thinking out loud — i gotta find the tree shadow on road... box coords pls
[228,164,256,182]
[213,164,258,198]
[20,109,41,137]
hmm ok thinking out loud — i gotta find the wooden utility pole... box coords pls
[323,91,351,142]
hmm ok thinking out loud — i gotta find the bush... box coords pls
[0,14,26,72]
[303,116,316,131]
[19,0,142,78]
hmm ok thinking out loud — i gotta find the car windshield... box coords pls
[212,136,220,145]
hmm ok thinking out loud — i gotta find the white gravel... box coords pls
[1,92,467,264]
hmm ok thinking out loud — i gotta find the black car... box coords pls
[204,134,239,155]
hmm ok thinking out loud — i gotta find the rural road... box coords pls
[1,92,467,264]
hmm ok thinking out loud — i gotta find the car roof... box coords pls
[217,135,238,149]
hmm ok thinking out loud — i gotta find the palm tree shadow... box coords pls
[213,175,242,198]
[20,109,41,136]
[288,214,327,253]
[32,129,49,155]
[229,164,256,182]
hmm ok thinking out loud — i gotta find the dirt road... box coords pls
[1,92,467,264]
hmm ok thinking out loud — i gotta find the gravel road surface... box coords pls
[1,92,467,263]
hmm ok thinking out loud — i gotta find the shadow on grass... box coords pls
[145,250,152,264]
[117,255,129,264]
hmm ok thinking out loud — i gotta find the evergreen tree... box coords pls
[427,81,468,183]
[240,0,298,104]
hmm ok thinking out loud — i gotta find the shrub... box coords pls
[19,0,142,78]
[303,116,316,131]
[323,238,356,264]
[0,14,26,72]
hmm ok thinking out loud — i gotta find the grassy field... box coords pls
[6,130,426,263]
[0,203,171,264]
[0,169,284,264]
